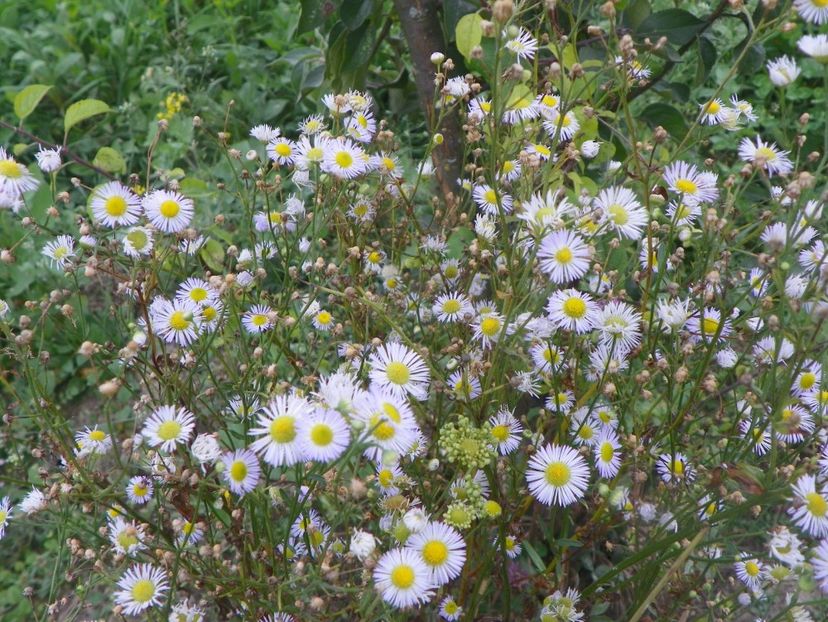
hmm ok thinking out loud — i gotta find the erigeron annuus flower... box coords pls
[176,278,217,307]
[505,28,538,60]
[373,547,435,608]
[793,361,822,396]
[91,181,142,228]
[108,516,147,555]
[663,161,719,205]
[0,147,39,195]
[530,342,566,375]
[790,475,828,537]
[543,108,579,141]
[734,555,766,590]
[250,123,279,142]
[594,429,622,478]
[312,308,335,331]
[122,226,154,257]
[354,388,418,460]
[42,235,76,269]
[440,596,462,621]
[502,93,539,124]
[75,426,113,456]
[18,487,47,515]
[142,189,194,233]
[267,137,297,165]
[795,0,828,24]
[447,369,481,401]
[368,342,430,401]
[768,526,804,568]
[249,394,310,467]
[798,34,828,63]
[569,408,600,446]
[221,448,261,496]
[472,311,506,350]
[433,291,473,323]
[322,138,367,179]
[767,56,800,87]
[774,403,814,444]
[546,288,596,333]
[298,407,350,462]
[595,300,642,351]
[738,136,793,177]
[526,444,590,506]
[537,230,591,284]
[142,405,196,452]
[0,497,11,539]
[151,298,201,346]
[685,307,730,343]
[595,186,646,240]
[405,521,466,586]
[656,452,696,484]
[242,304,274,333]
[113,564,169,616]
[699,99,725,125]
[488,408,522,455]
[126,476,154,505]
[518,190,573,234]
[472,184,513,216]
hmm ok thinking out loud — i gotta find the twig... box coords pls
[0,119,115,179]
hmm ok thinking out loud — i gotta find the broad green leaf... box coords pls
[297,0,326,34]
[621,0,652,30]
[697,35,717,84]
[180,177,211,198]
[200,239,225,272]
[340,0,373,30]
[64,99,110,134]
[455,13,482,60]
[640,102,687,137]
[636,9,705,48]
[14,84,51,121]
[92,147,126,174]
[444,0,479,37]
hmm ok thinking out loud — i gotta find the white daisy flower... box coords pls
[32,146,60,173]
[175,278,217,307]
[488,408,523,455]
[774,404,814,444]
[122,226,154,257]
[472,184,513,216]
[663,161,719,205]
[537,230,591,284]
[322,138,367,179]
[439,596,463,621]
[501,93,539,124]
[734,555,766,590]
[739,418,771,456]
[699,99,726,125]
[142,405,196,452]
[368,342,430,401]
[74,426,112,456]
[298,408,350,463]
[221,448,261,496]
[798,34,828,63]
[353,388,418,460]
[471,312,506,350]
[18,487,47,515]
[267,137,297,165]
[526,444,590,506]
[594,428,622,478]
[447,369,482,401]
[113,564,169,616]
[655,452,695,484]
[433,291,473,323]
[0,147,39,195]
[738,136,794,177]
[126,476,154,505]
[0,497,11,539]
[595,300,642,351]
[91,181,142,228]
[795,0,828,24]
[346,110,376,143]
[151,298,201,346]
[250,124,280,142]
[685,307,729,344]
[543,108,579,141]
[767,57,800,87]
[249,394,310,467]
[518,189,572,234]
[405,521,466,586]
[595,186,646,240]
[505,28,538,60]
[142,190,194,233]
[108,516,147,555]
[373,547,435,609]
[242,304,274,333]
[42,235,76,269]
[546,288,596,333]
[311,309,335,331]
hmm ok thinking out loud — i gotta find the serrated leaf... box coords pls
[455,13,482,60]
[64,99,110,134]
[14,84,51,121]
[92,147,126,174]
[636,9,705,47]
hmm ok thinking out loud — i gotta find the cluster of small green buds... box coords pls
[439,416,496,471]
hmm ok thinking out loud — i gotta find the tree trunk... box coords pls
[392,0,463,209]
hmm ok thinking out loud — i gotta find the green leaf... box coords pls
[64,99,110,134]
[697,35,717,84]
[340,0,373,30]
[92,147,126,174]
[200,239,225,272]
[640,102,687,137]
[179,177,211,199]
[298,0,329,34]
[636,9,705,48]
[523,541,547,574]
[621,0,651,30]
[455,13,482,60]
[14,84,51,121]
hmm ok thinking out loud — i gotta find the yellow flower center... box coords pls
[744,561,760,577]
[378,468,394,487]
[534,144,551,157]
[202,306,217,322]
[578,425,594,440]
[444,265,459,279]
[307,146,323,161]
[335,151,354,169]
[385,361,410,386]
[480,316,501,336]
[541,95,558,107]
[754,146,777,161]
[372,420,395,441]
[560,114,571,127]
[169,311,190,331]
[608,204,629,226]
[543,347,560,364]
[675,179,698,195]
[562,296,587,318]
[491,424,510,443]
[251,314,268,327]
[275,143,292,157]
[671,459,684,475]
[368,251,382,264]
[105,196,128,216]
[800,372,817,390]
[814,0,828,6]
[309,423,333,446]
[117,532,138,549]
[442,299,461,314]
[806,492,828,517]
[390,565,415,589]
[89,430,106,442]
[702,317,719,335]
[133,483,148,497]
[0,160,22,178]
[544,461,571,487]
[422,540,449,566]
[382,403,402,423]
[156,420,182,442]
[555,247,573,264]
[230,460,247,482]
[705,101,721,115]
[315,311,332,325]
[483,188,498,204]
[269,416,296,443]
[159,200,180,219]
[189,287,208,302]
[600,443,614,463]
[126,229,148,249]
[131,579,155,603]
[53,246,69,260]
[484,500,502,517]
